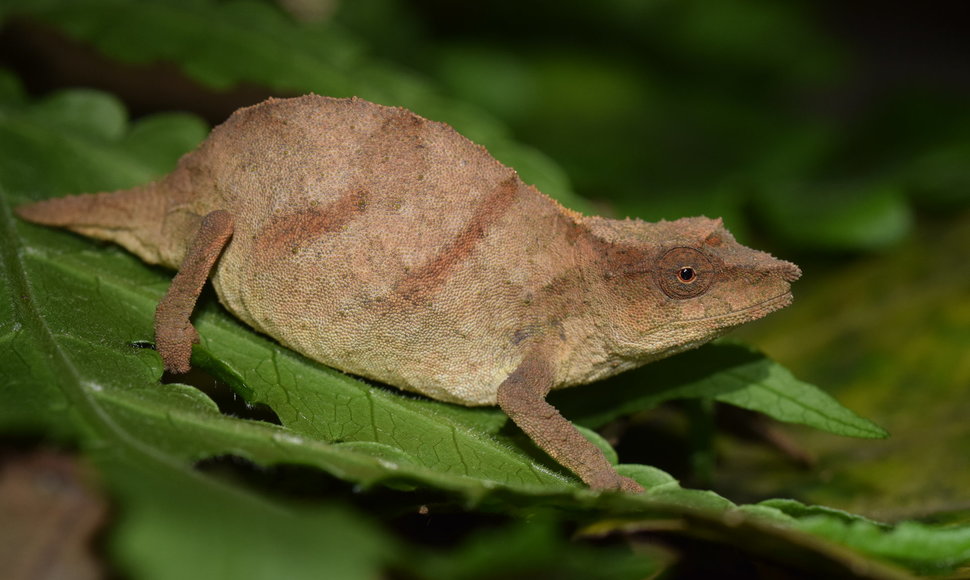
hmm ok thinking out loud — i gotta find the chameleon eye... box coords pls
[658,248,714,299]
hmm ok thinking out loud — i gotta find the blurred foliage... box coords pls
[726,213,970,522]
[346,0,970,250]
[0,0,589,211]
[0,0,968,578]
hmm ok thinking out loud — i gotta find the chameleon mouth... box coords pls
[677,291,794,325]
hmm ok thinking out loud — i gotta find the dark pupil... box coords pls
[678,267,695,282]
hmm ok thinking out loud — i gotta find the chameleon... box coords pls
[16,95,801,492]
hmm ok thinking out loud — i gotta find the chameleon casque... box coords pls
[16,95,801,492]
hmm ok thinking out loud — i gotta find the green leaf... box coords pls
[800,519,970,574]
[414,515,662,580]
[711,349,889,439]
[104,456,396,580]
[554,342,887,439]
[0,84,194,194]
[581,504,919,580]
[766,500,970,574]
[189,308,576,491]
[756,182,914,252]
[24,88,127,141]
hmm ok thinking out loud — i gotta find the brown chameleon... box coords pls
[16,95,801,493]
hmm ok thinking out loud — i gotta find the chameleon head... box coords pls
[588,216,801,361]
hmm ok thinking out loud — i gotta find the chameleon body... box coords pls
[16,95,800,492]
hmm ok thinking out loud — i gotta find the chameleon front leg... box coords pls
[497,349,644,493]
[154,210,234,374]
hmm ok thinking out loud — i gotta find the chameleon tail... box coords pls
[15,184,164,229]
[15,182,177,266]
